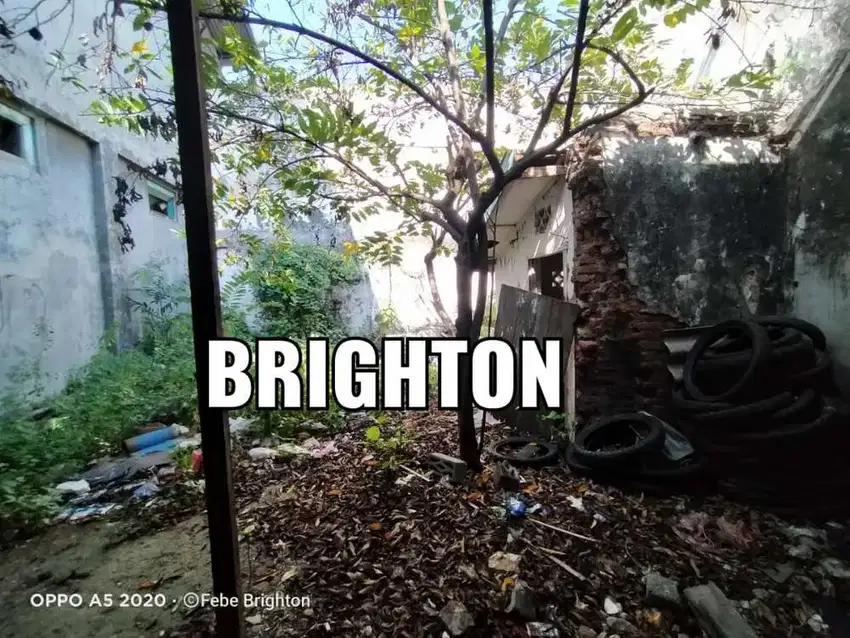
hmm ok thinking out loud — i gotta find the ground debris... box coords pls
[685,581,758,638]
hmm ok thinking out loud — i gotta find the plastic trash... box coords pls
[505,494,527,517]
[55,480,90,496]
[124,425,183,453]
[132,482,160,499]
[192,449,203,474]
[639,411,695,461]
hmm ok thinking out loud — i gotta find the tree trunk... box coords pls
[470,220,490,338]
[455,237,482,471]
[425,243,455,336]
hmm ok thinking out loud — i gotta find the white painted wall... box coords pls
[492,178,572,301]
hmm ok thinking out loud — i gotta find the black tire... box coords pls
[688,392,794,430]
[696,334,815,373]
[729,405,838,448]
[683,320,772,403]
[789,350,836,393]
[490,437,559,468]
[572,413,665,467]
[771,390,822,424]
[703,326,801,359]
[751,315,827,351]
[636,454,710,480]
[671,389,735,415]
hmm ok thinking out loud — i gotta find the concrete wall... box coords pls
[788,64,850,394]
[601,136,790,325]
[0,1,186,395]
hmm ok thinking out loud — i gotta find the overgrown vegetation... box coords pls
[0,245,361,534]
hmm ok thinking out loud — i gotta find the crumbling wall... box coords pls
[787,63,850,394]
[570,134,792,423]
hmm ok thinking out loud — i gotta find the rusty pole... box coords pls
[165,0,244,635]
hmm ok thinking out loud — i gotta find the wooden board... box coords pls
[493,285,580,437]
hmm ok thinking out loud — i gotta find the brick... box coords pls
[428,453,467,483]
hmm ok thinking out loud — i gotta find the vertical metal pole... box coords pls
[165,1,244,636]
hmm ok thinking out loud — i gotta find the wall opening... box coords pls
[528,252,565,300]
[0,102,37,165]
[147,180,177,220]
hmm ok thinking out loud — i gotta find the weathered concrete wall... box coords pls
[602,136,791,325]
[0,1,186,395]
[493,179,572,299]
[0,120,106,395]
[788,65,850,394]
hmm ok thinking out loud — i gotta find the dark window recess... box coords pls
[216,47,234,62]
[528,252,564,300]
[0,115,21,157]
[534,205,552,234]
[149,190,176,220]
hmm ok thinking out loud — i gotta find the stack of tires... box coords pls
[674,316,850,517]
[565,412,709,494]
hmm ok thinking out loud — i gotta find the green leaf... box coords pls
[611,8,638,41]
[663,13,680,27]
[365,426,381,442]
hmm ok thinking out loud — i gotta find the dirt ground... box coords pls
[4,410,850,638]
[0,515,218,638]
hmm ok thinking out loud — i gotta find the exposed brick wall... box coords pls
[568,140,685,426]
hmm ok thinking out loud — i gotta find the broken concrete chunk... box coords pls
[606,616,640,636]
[526,621,559,637]
[488,551,521,572]
[820,557,850,580]
[603,596,622,615]
[248,447,277,460]
[684,582,758,638]
[763,563,795,584]
[55,480,90,495]
[439,600,474,636]
[506,581,536,620]
[645,571,681,609]
[428,453,467,484]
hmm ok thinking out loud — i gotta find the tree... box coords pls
[2,0,782,468]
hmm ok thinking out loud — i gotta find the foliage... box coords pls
[375,306,402,339]
[241,237,361,341]
[542,410,574,442]
[364,415,413,470]
[0,261,248,533]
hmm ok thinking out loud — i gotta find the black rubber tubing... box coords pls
[683,320,772,403]
[671,389,735,414]
[688,392,795,429]
[750,315,827,351]
[728,405,837,447]
[771,389,821,424]
[696,333,814,372]
[703,326,802,359]
[571,412,665,467]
